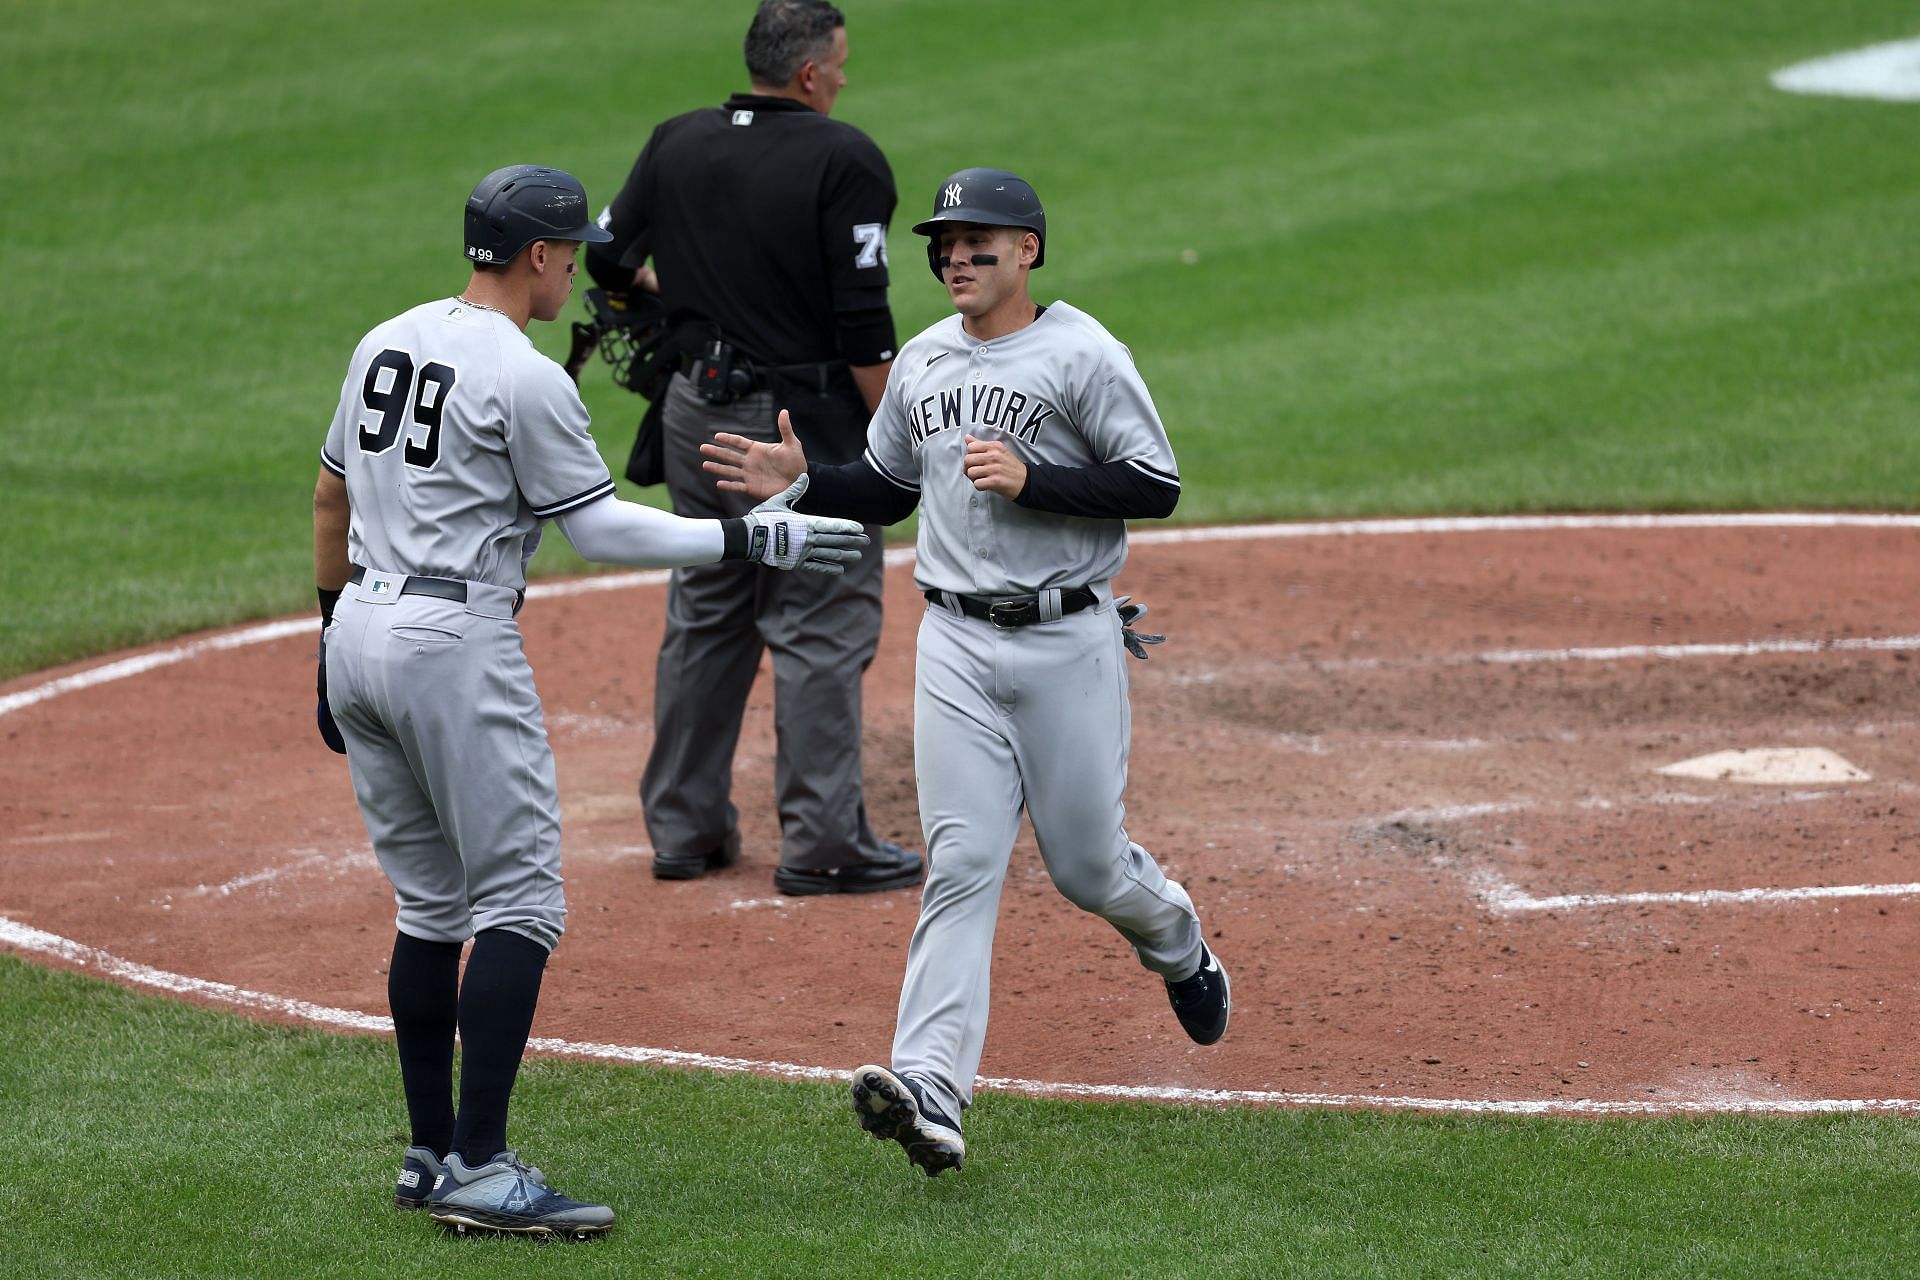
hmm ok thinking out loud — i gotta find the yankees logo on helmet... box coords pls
[942,183,963,208]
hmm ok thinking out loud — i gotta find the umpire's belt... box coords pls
[924,586,1098,629]
[349,567,524,615]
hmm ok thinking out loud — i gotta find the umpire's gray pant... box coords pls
[641,373,889,871]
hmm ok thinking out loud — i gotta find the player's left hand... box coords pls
[963,434,1026,499]
[1115,596,1166,660]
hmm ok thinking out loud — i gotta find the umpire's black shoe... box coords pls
[773,842,924,896]
[1165,943,1231,1045]
[652,829,741,881]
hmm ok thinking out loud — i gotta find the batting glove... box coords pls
[1115,596,1166,660]
[315,588,347,754]
[741,475,869,575]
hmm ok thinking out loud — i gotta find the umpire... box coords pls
[587,0,922,895]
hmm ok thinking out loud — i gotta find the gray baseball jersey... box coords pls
[321,297,607,951]
[867,300,1205,1126]
[862,301,1180,596]
[320,298,615,591]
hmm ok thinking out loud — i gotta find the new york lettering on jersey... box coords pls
[906,380,1057,445]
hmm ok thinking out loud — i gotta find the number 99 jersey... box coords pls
[319,298,616,593]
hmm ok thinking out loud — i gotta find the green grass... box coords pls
[10,954,1920,1279]
[4,0,1919,676]
[6,3,1920,1275]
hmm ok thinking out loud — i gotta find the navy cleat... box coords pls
[1165,943,1231,1045]
[851,1064,965,1177]
[428,1150,613,1240]
[395,1145,447,1210]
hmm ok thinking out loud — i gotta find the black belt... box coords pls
[925,587,1098,629]
[347,567,524,615]
[349,566,466,602]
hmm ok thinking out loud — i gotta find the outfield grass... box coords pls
[4,0,1919,676]
[5,3,1920,1275]
[10,955,1920,1279]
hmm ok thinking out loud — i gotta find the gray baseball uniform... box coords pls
[864,302,1204,1122]
[320,298,617,951]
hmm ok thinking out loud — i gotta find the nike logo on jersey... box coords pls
[907,381,1057,446]
[925,351,950,368]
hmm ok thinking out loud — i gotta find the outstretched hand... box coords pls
[702,409,809,501]
[741,473,868,575]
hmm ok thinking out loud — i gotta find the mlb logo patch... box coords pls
[732,110,754,126]
[368,576,396,597]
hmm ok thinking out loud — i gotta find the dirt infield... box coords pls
[5,518,1920,1111]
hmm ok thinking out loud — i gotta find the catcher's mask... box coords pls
[582,287,673,397]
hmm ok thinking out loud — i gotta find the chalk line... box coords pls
[1480,875,1920,914]
[3,914,1912,1117]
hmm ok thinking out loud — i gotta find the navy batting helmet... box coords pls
[911,167,1045,280]
[463,165,613,266]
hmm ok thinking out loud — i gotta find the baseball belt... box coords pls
[924,586,1098,630]
[348,567,524,614]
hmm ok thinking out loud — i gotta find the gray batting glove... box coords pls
[742,475,869,575]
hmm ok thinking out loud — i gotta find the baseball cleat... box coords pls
[1165,943,1231,1045]
[428,1150,614,1240]
[851,1064,964,1177]
[394,1145,447,1210]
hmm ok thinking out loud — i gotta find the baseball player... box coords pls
[310,164,867,1235]
[701,168,1230,1176]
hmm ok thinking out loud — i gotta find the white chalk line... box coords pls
[1319,633,1920,672]
[3,912,1911,1116]
[1368,795,1920,915]
[182,848,376,901]
[1482,876,1920,915]
[6,513,1918,721]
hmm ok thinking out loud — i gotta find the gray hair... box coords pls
[744,0,844,87]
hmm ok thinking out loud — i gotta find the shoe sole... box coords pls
[774,867,925,896]
[396,1194,429,1211]
[851,1065,963,1176]
[431,1209,612,1240]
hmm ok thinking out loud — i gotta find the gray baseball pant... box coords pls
[891,596,1204,1122]
[326,576,566,952]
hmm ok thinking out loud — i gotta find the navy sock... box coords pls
[387,931,462,1156]
[451,927,550,1166]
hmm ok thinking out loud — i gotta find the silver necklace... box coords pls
[457,295,510,318]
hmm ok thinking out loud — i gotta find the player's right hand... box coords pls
[742,475,868,575]
[316,633,347,754]
[702,408,810,500]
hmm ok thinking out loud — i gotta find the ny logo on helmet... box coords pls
[942,183,963,209]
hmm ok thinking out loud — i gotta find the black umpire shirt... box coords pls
[587,93,897,369]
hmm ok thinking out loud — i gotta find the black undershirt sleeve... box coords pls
[794,457,919,526]
[1016,460,1180,520]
